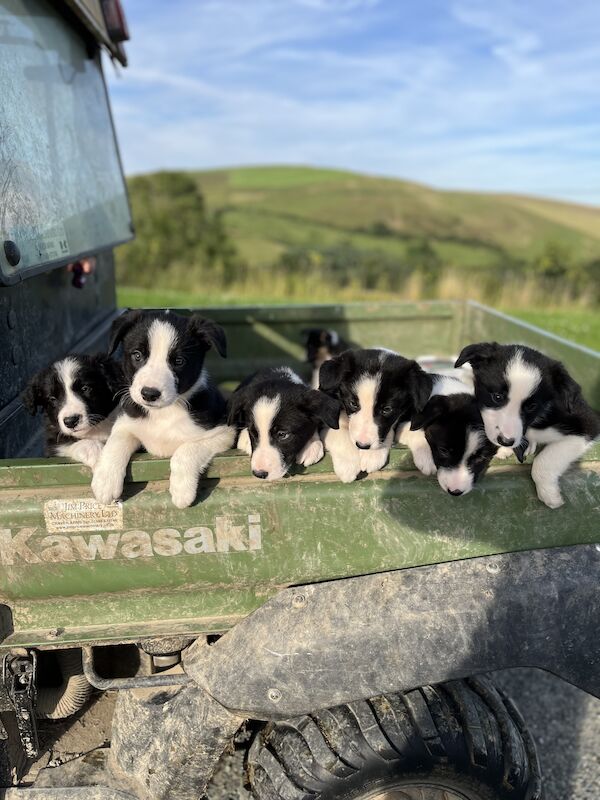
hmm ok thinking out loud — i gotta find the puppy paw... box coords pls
[170,478,197,509]
[359,447,389,474]
[412,446,436,476]
[535,481,564,509]
[91,467,124,505]
[525,441,537,458]
[237,428,252,455]
[495,446,514,460]
[297,437,324,467]
[332,458,361,483]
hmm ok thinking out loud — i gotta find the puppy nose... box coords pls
[252,469,268,480]
[355,441,371,450]
[141,386,161,402]
[63,414,81,429]
[448,488,464,496]
[497,435,515,447]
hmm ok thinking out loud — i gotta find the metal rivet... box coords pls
[268,688,282,703]
[486,562,500,574]
[3,240,20,267]
[595,544,600,552]
[292,593,307,609]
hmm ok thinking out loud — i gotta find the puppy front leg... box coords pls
[57,439,104,471]
[397,423,436,475]
[531,435,591,509]
[359,428,394,474]
[322,426,361,483]
[297,431,324,467]
[237,428,252,455]
[91,430,140,505]
[170,426,236,508]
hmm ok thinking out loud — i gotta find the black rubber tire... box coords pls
[247,676,542,800]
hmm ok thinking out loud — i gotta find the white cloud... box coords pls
[107,0,600,203]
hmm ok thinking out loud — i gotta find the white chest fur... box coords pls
[120,404,211,458]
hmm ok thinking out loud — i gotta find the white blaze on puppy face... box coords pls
[481,351,541,446]
[437,430,483,496]
[250,395,286,480]
[348,374,381,448]
[130,320,178,408]
[56,358,90,437]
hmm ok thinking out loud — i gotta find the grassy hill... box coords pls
[117,165,600,308]
[192,165,600,269]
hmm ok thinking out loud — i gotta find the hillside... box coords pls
[192,165,600,270]
[117,165,600,307]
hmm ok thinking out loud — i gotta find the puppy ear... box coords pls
[108,309,141,356]
[455,342,499,369]
[22,369,48,415]
[187,315,227,358]
[227,387,248,427]
[93,355,124,396]
[405,360,431,413]
[410,394,448,431]
[551,361,582,413]
[318,350,352,394]
[303,390,341,430]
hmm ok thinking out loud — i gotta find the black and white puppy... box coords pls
[455,342,600,508]
[319,348,469,483]
[91,310,236,508]
[228,367,340,480]
[22,355,121,469]
[303,328,346,389]
[410,393,498,496]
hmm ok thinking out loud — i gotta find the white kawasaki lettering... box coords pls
[0,515,263,565]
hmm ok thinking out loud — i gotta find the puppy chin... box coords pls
[437,468,474,496]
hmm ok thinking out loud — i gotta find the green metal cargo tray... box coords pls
[0,301,598,650]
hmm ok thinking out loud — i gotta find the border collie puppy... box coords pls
[455,342,600,508]
[303,328,346,389]
[318,348,469,483]
[22,355,121,469]
[410,393,498,496]
[91,310,236,508]
[228,367,340,480]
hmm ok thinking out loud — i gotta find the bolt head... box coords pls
[268,688,282,703]
[292,593,307,609]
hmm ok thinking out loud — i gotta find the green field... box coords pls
[193,165,600,267]
[117,286,600,352]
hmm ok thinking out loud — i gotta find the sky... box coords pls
[106,0,600,205]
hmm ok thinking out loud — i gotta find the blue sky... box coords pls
[107,0,600,204]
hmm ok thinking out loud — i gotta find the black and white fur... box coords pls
[22,355,121,470]
[411,392,498,496]
[319,348,469,483]
[228,367,340,480]
[91,310,236,508]
[456,342,600,508]
[303,328,346,389]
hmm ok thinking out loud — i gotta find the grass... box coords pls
[116,287,600,352]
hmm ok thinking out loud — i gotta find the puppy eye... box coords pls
[131,350,143,363]
[81,384,92,395]
[174,356,186,368]
[346,399,359,414]
[277,430,291,441]
[491,392,505,405]
[380,405,394,417]
[48,396,57,404]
